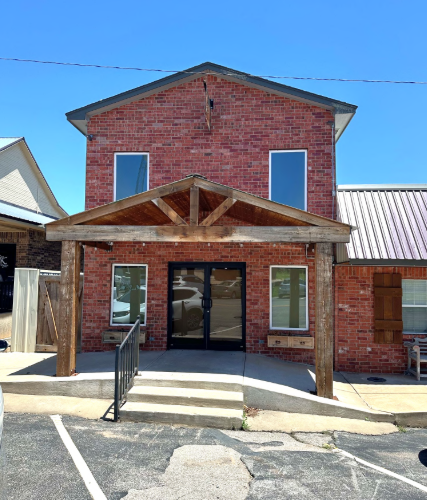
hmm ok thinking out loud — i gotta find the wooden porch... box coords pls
[45,175,351,399]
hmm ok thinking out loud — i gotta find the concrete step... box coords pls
[127,385,243,410]
[120,401,243,429]
[135,371,243,392]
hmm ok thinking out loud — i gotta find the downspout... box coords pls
[327,118,336,220]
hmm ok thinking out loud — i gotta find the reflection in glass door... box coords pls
[209,267,243,349]
[170,266,205,349]
[168,263,245,351]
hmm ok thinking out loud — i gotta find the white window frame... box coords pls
[269,150,307,210]
[269,265,309,331]
[113,152,150,201]
[110,263,148,327]
[402,279,427,334]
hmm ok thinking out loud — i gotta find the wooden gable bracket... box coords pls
[190,185,199,226]
[81,241,113,252]
[200,197,237,227]
[152,198,187,226]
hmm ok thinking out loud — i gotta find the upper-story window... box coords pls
[114,153,149,201]
[269,150,307,210]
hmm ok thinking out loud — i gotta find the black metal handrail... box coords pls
[114,316,140,421]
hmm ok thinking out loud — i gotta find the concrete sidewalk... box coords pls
[335,371,427,414]
[1,350,427,424]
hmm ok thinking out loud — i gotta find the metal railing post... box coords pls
[113,316,141,422]
[114,344,120,422]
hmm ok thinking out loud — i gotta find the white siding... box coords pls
[0,142,64,218]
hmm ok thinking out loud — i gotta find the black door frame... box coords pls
[167,262,246,351]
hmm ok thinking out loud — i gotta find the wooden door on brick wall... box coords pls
[374,273,403,344]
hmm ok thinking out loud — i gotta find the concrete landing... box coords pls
[1,350,427,425]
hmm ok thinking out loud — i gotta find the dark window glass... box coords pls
[270,151,306,210]
[115,154,148,201]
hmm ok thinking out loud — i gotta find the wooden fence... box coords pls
[11,269,83,353]
[36,273,83,352]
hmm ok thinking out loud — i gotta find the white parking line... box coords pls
[335,448,427,494]
[50,415,107,500]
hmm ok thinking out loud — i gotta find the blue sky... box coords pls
[0,0,426,215]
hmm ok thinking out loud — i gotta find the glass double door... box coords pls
[168,262,245,351]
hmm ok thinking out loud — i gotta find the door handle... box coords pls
[202,298,212,309]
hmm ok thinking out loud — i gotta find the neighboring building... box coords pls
[49,62,426,374]
[335,185,427,372]
[0,137,67,313]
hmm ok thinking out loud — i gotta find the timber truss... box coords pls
[46,175,351,398]
[46,175,351,244]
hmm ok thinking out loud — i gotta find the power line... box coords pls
[1,56,426,84]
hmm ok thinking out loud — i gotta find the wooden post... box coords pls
[189,186,199,226]
[57,241,81,377]
[315,242,334,399]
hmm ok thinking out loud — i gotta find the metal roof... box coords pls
[336,185,427,262]
[0,201,58,226]
[66,62,357,141]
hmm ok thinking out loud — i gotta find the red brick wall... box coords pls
[81,73,337,365]
[335,265,427,373]
[0,231,62,270]
[82,242,316,364]
[86,75,335,219]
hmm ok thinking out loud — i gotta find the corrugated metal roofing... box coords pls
[337,185,427,261]
[0,201,57,225]
[0,137,22,151]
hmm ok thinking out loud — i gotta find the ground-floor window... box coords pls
[402,279,427,333]
[111,264,147,326]
[270,266,308,330]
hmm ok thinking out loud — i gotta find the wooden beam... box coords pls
[46,225,351,243]
[190,186,199,226]
[194,178,346,228]
[48,176,195,226]
[57,241,81,377]
[315,242,334,399]
[200,198,237,226]
[152,198,187,226]
[82,242,112,251]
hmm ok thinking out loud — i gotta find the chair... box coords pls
[405,339,427,381]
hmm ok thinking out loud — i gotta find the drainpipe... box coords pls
[327,119,336,220]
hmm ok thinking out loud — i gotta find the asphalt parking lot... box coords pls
[2,413,427,499]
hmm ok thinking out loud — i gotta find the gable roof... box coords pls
[49,174,349,229]
[0,137,68,218]
[66,62,357,141]
[0,137,22,151]
[336,184,427,264]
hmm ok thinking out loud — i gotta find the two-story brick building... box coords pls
[46,63,427,383]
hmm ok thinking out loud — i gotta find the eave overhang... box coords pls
[66,62,357,142]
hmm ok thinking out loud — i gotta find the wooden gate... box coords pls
[36,274,83,352]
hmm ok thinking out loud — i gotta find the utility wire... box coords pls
[1,56,426,84]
